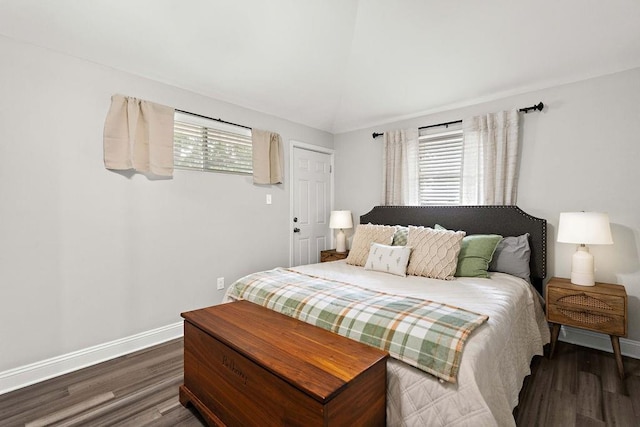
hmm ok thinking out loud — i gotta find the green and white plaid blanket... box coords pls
[226,268,489,383]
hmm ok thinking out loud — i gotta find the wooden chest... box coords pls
[180,300,388,427]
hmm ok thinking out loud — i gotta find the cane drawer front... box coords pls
[546,279,627,337]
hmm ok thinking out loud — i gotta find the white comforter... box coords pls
[285,261,550,427]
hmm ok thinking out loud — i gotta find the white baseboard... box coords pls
[559,326,640,359]
[2,321,636,397]
[0,322,183,396]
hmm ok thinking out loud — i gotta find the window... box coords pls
[418,126,463,205]
[173,112,252,174]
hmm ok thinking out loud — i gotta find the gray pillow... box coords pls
[488,233,531,282]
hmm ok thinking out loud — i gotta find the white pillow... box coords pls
[364,243,412,277]
[406,226,465,280]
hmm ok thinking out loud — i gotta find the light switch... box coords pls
[266,194,272,205]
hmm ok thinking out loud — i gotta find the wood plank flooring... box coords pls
[515,340,640,426]
[0,338,638,426]
[0,340,204,427]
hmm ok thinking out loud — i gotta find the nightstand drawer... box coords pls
[546,287,625,316]
[547,303,626,336]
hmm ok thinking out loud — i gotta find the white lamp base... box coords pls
[336,229,347,253]
[570,245,595,286]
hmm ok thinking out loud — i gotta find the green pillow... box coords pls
[455,234,503,278]
[434,224,502,278]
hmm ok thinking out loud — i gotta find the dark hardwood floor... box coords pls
[515,341,640,426]
[0,339,204,427]
[1,338,638,426]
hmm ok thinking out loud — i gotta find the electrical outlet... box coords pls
[217,277,225,290]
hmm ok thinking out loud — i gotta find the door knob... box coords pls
[293,227,300,233]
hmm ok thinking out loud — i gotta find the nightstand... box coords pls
[320,249,349,262]
[546,277,628,378]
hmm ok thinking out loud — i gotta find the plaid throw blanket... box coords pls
[227,268,489,383]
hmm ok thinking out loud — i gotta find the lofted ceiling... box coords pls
[1,0,639,133]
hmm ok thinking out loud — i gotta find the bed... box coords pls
[224,205,550,426]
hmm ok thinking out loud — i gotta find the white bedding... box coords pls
[283,260,550,427]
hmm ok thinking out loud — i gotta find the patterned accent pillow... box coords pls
[406,226,465,279]
[346,224,397,267]
[364,243,412,277]
[392,226,409,246]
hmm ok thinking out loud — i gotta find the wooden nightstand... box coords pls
[546,277,627,378]
[320,249,349,262]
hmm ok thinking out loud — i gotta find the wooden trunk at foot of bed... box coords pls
[180,300,389,427]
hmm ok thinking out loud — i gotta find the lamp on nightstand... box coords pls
[329,210,353,253]
[557,212,613,286]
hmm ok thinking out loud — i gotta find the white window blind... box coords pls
[418,126,463,205]
[173,112,253,174]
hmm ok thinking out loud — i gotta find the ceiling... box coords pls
[1,0,639,133]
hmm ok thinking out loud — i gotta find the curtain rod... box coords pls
[371,102,544,139]
[175,109,252,130]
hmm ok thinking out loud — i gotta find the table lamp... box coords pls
[329,210,353,253]
[557,212,613,286]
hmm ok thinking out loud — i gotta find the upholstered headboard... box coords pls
[360,205,547,294]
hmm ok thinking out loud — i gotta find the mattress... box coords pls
[226,260,549,426]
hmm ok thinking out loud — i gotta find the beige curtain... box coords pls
[462,110,520,205]
[382,129,419,205]
[252,129,284,184]
[103,94,175,177]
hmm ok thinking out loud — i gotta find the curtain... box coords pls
[382,129,419,205]
[462,110,520,205]
[252,129,284,184]
[103,94,175,177]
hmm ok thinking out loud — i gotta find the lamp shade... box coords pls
[557,212,613,245]
[329,210,353,229]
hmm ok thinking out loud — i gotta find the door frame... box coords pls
[289,140,335,267]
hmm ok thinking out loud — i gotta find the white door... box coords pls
[292,146,333,266]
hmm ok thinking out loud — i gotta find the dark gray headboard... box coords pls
[360,205,547,294]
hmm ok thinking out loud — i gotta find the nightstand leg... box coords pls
[610,335,625,379]
[549,323,561,358]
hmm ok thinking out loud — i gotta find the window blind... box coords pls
[418,128,463,205]
[173,112,253,174]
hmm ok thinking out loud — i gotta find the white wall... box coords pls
[335,68,640,346]
[0,36,333,373]
[1,33,638,383]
